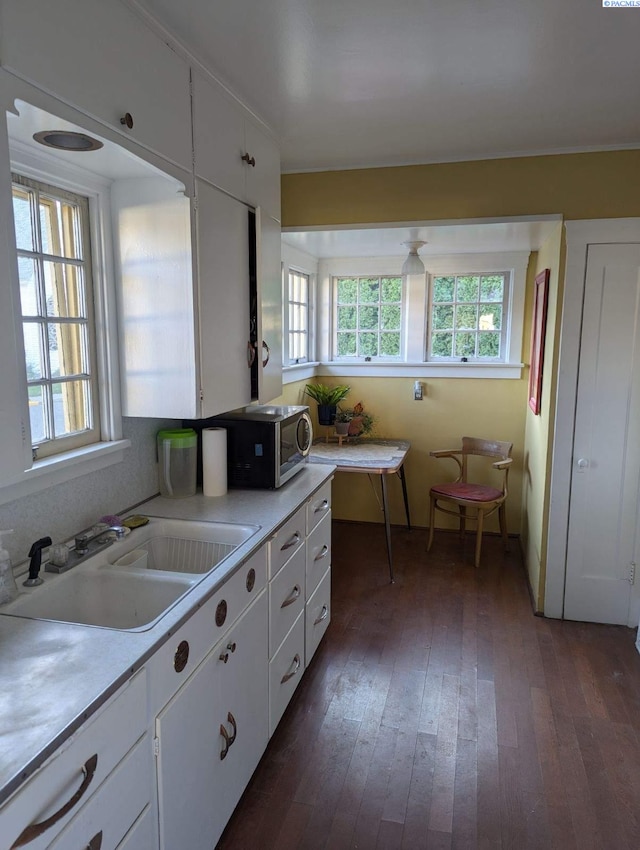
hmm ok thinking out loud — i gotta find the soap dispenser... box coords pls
[0,530,18,604]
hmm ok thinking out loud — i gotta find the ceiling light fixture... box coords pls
[33,130,103,152]
[401,241,426,275]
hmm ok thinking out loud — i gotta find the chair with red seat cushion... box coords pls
[427,437,513,567]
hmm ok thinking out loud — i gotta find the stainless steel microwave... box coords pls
[207,405,313,489]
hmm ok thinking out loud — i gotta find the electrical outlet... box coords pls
[413,381,423,400]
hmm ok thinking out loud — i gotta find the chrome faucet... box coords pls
[74,525,127,556]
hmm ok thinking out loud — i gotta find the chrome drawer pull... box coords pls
[281,584,301,608]
[314,605,329,625]
[11,755,98,848]
[314,499,329,514]
[281,653,301,684]
[281,532,300,551]
[220,711,237,760]
[314,545,329,562]
[218,642,237,664]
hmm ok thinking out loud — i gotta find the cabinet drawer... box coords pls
[2,671,146,850]
[269,506,305,579]
[307,480,332,534]
[306,568,331,667]
[148,546,267,714]
[116,806,154,850]
[269,545,306,656]
[269,612,305,735]
[306,510,332,598]
[49,736,151,850]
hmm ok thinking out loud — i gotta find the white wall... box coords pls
[0,417,178,571]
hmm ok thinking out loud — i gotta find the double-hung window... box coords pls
[12,173,99,459]
[428,272,509,362]
[286,268,310,365]
[334,275,402,359]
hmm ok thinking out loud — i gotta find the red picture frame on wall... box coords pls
[528,268,550,415]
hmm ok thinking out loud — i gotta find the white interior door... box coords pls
[564,243,640,625]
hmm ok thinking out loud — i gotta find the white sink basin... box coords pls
[108,517,260,575]
[1,569,197,630]
[0,517,261,630]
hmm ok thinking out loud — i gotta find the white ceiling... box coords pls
[136,0,640,173]
[282,218,561,258]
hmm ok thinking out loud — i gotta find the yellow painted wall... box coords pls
[281,150,640,607]
[282,151,640,227]
[521,225,564,611]
[273,375,526,536]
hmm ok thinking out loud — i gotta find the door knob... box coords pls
[577,458,589,471]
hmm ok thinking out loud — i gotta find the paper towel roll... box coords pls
[202,427,227,497]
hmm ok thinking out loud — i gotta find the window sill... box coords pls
[317,362,524,379]
[0,440,131,507]
[282,362,320,384]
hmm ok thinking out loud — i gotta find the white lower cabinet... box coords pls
[155,591,269,850]
[0,482,333,850]
[306,568,332,666]
[269,612,306,734]
[1,671,148,850]
[48,736,151,850]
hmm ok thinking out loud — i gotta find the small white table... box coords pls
[307,439,411,582]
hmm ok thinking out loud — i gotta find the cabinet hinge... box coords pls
[199,388,204,402]
[153,736,160,758]
[629,563,636,585]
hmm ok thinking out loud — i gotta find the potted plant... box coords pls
[334,402,375,437]
[305,383,351,426]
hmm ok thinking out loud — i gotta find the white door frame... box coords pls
[545,218,640,619]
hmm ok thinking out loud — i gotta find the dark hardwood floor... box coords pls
[217,521,640,849]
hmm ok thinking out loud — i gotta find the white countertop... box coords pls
[0,464,334,806]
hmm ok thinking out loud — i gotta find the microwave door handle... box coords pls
[298,412,313,457]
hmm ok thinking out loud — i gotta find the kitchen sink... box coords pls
[0,517,261,631]
[0,569,197,630]
[107,517,261,575]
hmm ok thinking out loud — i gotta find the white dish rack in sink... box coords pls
[115,536,237,574]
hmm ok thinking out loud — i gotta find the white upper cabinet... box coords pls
[191,68,281,218]
[255,209,283,402]
[196,180,253,417]
[111,175,254,420]
[0,0,192,171]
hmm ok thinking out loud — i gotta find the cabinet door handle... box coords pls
[314,499,329,514]
[247,340,256,367]
[220,711,237,760]
[11,754,98,848]
[87,832,103,850]
[281,654,301,684]
[119,112,134,129]
[281,532,300,551]
[241,152,256,167]
[314,545,329,562]
[314,605,329,625]
[261,339,270,368]
[218,642,237,664]
[281,584,301,608]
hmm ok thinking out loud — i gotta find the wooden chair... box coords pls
[427,436,513,567]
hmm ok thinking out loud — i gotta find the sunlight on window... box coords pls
[12,175,98,457]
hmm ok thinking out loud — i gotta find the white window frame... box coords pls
[333,273,404,362]
[12,172,101,457]
[285,267,311,366]
[317,252,528,379]
[0,138,128,505]
[426,269,511,364]
[281,242,318,384]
